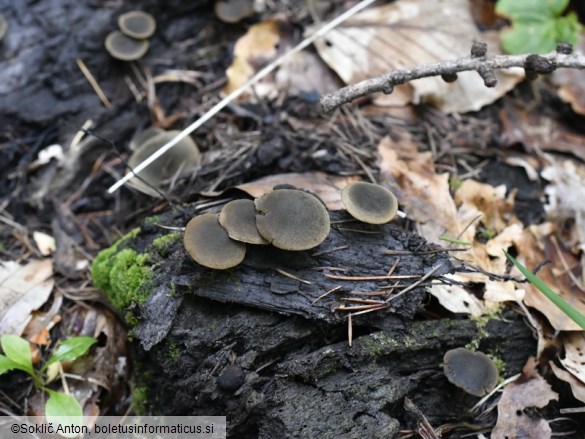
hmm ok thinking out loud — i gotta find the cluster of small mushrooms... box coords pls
[183,182,398,270]
[105,11,156,61]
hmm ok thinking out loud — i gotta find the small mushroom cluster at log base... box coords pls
[183,182,400,270]
[104,11,156,61]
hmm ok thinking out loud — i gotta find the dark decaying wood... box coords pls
[124,208,536,438]
[134,210,453,349]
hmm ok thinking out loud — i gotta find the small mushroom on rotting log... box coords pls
[341,181,398,224]
[219,199,269,245]
[254,189,331,251]
[443,347,499,397]
[104,30,149,61]
[183,213,246,270]
[118,10,156,39]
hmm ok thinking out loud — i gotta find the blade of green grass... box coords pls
[439,236,472,246]
[505,251,585,330]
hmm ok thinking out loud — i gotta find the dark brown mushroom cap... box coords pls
[118,11,156,39]
[219,200,269,245]
[255,189,330,251]
[215,0,255,23]
[443,348,499,397]
[184,214,246,270]
[341,182,398,224]
[0,14,8,42]
[104,30,149,61]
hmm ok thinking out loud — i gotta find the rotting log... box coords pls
[95,208,536,438]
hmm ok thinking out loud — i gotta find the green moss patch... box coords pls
[91,228,152,309]
[131,382,149,415]
[152,232,181,256]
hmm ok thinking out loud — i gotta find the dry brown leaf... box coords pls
[378,132,528,314]
[513,224,585,331]
[378,134,459,244]
[0,259,54,336]
[500,101,585,163]
[503,154,541,182]
[484,223,524,274]
[550,361,585,404]
[559,332,585,385]
[454,180,515,235]
[492,365,558,439]
[222,18,339,101]
[274,50,341,100]
[554,38,585,116]
[223,19,290,98]
[312,0,522,113]
[236,172,359,210]
[427,275,487,316]
[484,279,524,303]
[23,292,63,345]
[542,158,585,256]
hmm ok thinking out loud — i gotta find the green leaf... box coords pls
[496,0,568,20]
[45,337,97,369]
[45,389,84,438]
[501,21,557,54]
[505,251,585,330]
[496,0,580,54]
[556,13,581,45]
[0,354,23,375]
[0,335,34,375]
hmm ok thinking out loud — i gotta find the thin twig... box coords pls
[456,213,483,241]
[551,235,585,292]
[404,398,440,439]
[108,0,378,193]
[324,273,420,281]
[321,44,582,112]
[336,227,382,234]
[335,304,387,311]
[338,298,386,304]
[349,291,388,296]
[311,285,342,306]
[312,245,349,257]
[385,264,443,303]
[275,268,312,285]
[346,304,389,316]
[348,313,353,347]
[384,247,469,256]
[470,373,521,413]
[386,259,399,276]
[76,59,112,109]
